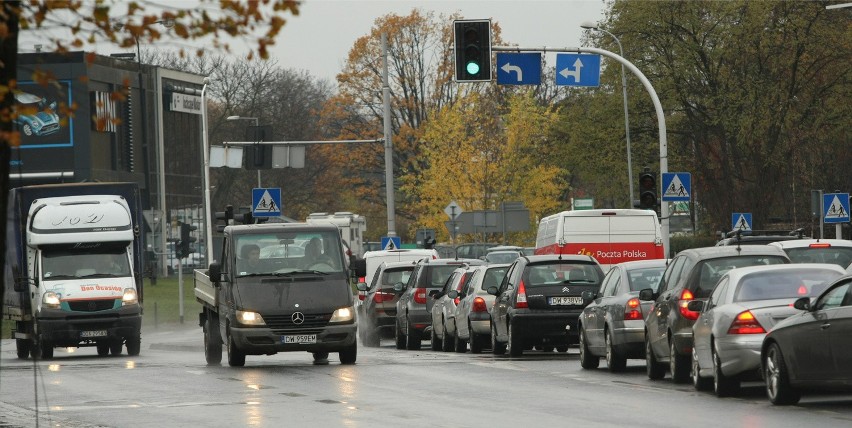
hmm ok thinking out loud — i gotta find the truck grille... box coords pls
[263,313,331,334]
[67,300,117,312]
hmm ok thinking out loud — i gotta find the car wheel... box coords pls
[579,328,600,369]
[364,327,380,348]
[405,317,421,350]
[670,339,691,383]
[713,345,740,397]
[430,327,441,351]
[227,329,246,367]
[645,335,665,380]
[542,345,555,353]
[110,340,124,356]
[126,333,142,357]
[765,342,800,405]
[469,323,483,354]
[605,329,627,372]
[491,323,506,355]
[22,124,33,136]
[204,316,222,365]
[38,336,54,360]
[15,339,30,359]
[454,330,467,353]
[395,318,406,350]
[507,321,523,357]
[692,347,712,391]
[556,345,569,353]
[339,342,357,365]
[97,342,110,357]
[441,320,454,353]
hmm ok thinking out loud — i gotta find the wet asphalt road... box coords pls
[2,323,852,428]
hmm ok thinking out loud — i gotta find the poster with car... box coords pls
[15,80,73,147]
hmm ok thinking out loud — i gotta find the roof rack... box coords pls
[723,229,803,239]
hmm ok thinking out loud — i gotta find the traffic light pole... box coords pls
[492,45,670,255]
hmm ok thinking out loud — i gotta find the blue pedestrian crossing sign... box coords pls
[662,172,691,202]
[731,213,752,232]
[496,53,542,86]
[381,236,401,251]
[252,188,282,217]
[555,54,601,87]
[823,193,850,224]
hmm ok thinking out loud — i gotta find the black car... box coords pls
[488,255,604,357]
[761,273,852,405]
[640,246,789,382]
[393,258,484,350]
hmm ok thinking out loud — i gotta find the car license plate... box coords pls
[81,330,107,338]
[549,296,583,306]
[282,334,317,344]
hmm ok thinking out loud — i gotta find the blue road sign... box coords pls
[496,53,541,85]
[381,236,402,251]
[252,188,282,217]
[731,213,753,231]
[823,193,850,224]
[662,172,691,202]
[555,54,601,87]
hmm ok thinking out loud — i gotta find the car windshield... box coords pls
[734,269,843,302]
[627,266,666,292]
[784,247,852,267]
[42,247,131,278]
[236,231,344,276]
[696,255,787,297]
[525,263,601,286]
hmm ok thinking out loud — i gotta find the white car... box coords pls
[768,239,852,268]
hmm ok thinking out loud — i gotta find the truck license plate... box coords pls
[283,334,317,344]
[81,330,107,338]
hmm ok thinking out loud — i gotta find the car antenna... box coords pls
[735,228,743,253]
[557,239,565,260]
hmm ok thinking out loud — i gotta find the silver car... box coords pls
[430,265,477,352]
[450,264,511,353]
[578,259,668,371]
[690,263,847,397]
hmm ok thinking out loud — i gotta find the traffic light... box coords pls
[243,125,272,170]
[453,19,491,82]
[178,222,197,259]
[637,170,658,210]
[214,205,234,232]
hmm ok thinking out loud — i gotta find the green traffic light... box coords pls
[466,61,480,75]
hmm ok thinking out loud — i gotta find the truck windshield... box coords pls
[42,247,132,278]
[236,231,345,276]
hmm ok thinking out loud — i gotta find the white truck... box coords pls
[3,183,144,359]
[306,212,367,259]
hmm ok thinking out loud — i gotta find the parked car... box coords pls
[768,239,852,268]
[451,263,511,354]
[578,259,668,371]
[640,246,790,383]
[356,260,417,347]
[691,264,846,396]
[761,273,852,405]
[393,258,484,350]
[430,265,478,352]
[352,248,438,303]
[489,255,604,357]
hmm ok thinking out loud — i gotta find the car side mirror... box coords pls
[350,258,366,278]
[429,289,441,298]
[392,282,406,293]
[638,288,656,301]
[447,290,459,299]
[793,297,811,311]
[208,263,222,283]
[686,300,705,312]
[356,282,368,292]
[581,290,596,301]
[486,286,498,296]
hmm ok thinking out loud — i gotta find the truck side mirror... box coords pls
[351,258,366,278]
[13,276,30,292]
[208,263,222,283]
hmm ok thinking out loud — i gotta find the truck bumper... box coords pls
[230,322,357,355]
[37,306,142,347]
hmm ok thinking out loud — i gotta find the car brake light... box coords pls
[808,243,831,248]
[797,285,807,295]
[358,294,366,301]
[624,297,642,320]
[678,289,700,320]
[358,277,365,283]
[472,297,488,313]
[453,297,461,305]
[414,288,427,304]
[516,280,528,309]
[728,310,766,334]
[374,292,395,304]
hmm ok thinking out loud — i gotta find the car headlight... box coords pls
[236,310,266,326]
[42,291,61,309]
[329,306,355,323]
[122,288,138,306]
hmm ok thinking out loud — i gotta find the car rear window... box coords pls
[427,265,462,288]
[734,269,843,302]
[481,266,509,290]
[784,247,852,267]
[525,262,601,287]
[627,266,666,292]
[696,256,787,297]
[381,268,413,286]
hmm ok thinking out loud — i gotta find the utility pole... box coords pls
[382,33,397,237]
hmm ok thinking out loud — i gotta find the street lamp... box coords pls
[581,20,634,208]
[226,115,262,187]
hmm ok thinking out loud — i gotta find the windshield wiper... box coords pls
[272,270,330,276]
[44,275,77,280]
[78,273,122,278]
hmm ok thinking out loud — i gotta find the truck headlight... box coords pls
[236,310,266,326]
[42,291,61,309]
[121,288,138,306]
[329,306,354,323]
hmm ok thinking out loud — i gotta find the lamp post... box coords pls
[581,21,634,208]
[226,115,261,187]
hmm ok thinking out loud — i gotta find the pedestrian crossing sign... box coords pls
[823,193,850,224]
[252,188,282,217]
[381,236,401,251]
[661,172,691,202]
[731,213,752,232]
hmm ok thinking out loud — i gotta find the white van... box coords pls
[354,249,439,302]
[535,209,665,271]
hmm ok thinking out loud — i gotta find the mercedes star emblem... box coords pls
[291,312,305,325]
